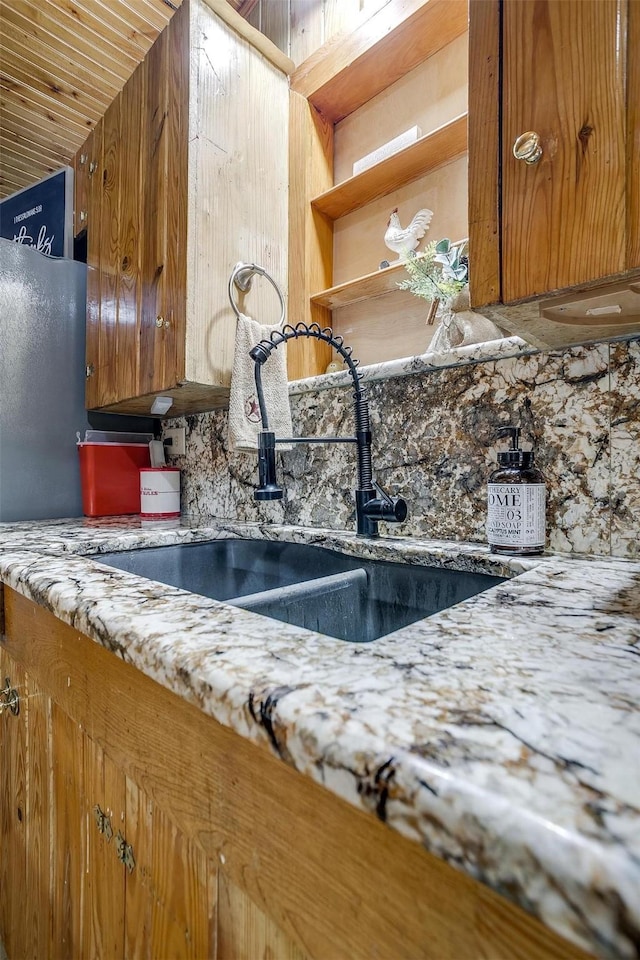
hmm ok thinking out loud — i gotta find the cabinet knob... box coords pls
[156,316,171,329]
[513,131,543,164]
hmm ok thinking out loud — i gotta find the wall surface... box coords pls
[168,336,640,558]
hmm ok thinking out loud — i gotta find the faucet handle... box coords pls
[255,431,283,501]
[362,494,407,523]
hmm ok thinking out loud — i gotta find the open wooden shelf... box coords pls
[311,261,409,310]
[311,114,468,221]
[291,0,468,124]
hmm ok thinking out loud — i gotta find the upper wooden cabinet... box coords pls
[469,0,640,347]
[287,0,469,377]
[79,0,289,417]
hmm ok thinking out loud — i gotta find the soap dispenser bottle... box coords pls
[487,426,546,555]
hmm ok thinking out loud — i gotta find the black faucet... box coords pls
[249,323,407,538]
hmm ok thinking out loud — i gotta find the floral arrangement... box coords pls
[397,238,468,305]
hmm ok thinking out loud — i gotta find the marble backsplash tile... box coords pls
[170,337,640,558]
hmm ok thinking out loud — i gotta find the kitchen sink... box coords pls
[95,539,506,643]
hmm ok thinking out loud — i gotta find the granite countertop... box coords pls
[0,516,638,959]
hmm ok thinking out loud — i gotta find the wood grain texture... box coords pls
[501,0,626,302]
[199,0,294,73]
[311,260,410,310]
[84,121,103,410]
[164,1,190,389]
[96,90,122,407]
[313,113,468,220]
[0,0,183,198]
[51,702,87,955]
[0,654,27,960]
[185,0,289,390]
[73,147,89,237]
[126,778,215,958]
[332,289,439,367]
[139,23,170,398]
[217,873,308,960]
[2,589,594,960]
[626,0,640,270]
[24,671,51,959]
[96,381,232,418]
[116,65,144,403]
[291,0,469,123]
[467,0,501,308]
[287,92,334,380]
[83,737,126,959]
[332,156,468,288]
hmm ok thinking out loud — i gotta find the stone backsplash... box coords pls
[167,336,639,558]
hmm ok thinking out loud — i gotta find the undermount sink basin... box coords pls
[95,539,506,643]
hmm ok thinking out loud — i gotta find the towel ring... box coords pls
[228,262,286,327]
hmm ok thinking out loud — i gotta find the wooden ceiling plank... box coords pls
[0,8,132,88]
[0,45,112,116]
[0,134,71,171]
[38,0,161,64]
[1,107,86,158]
[1,76,102,129]
[0,91,95,138]
[115,0,181,32]
[0,29,123,107]
[0,152,60,184]
[87,0,174,40]
[0,3,136,83]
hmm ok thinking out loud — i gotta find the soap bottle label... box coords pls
[486,483,546,547]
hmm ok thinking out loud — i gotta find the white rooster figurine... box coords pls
[384,207,433,260]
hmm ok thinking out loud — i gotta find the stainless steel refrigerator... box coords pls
[0,237,88,520]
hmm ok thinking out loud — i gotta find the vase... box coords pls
[428,287,504,353]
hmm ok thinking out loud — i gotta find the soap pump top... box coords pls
[496,425,535,469]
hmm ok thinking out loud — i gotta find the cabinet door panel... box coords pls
[502,0,626,302]
[125,777,215,958]
[0,655,27,958]
[83,736,126,959]
[24,671,52,958]
[116,65,145,405]
[627,0,640,270]
[217,873,308,960]
[51,701,86,957]
[96,92,123,408]
[139,26,171,398]
[86,120,103,411]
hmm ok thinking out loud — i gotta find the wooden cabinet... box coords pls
[468,0,640,348]
[0,585,592,960]
[77,0,289,418]
[287,0,470,377]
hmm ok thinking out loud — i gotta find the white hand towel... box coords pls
[228,313,293,452]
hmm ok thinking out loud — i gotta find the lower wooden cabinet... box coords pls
[0,587,591,960]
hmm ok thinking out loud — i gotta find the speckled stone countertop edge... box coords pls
[0,517,638,960]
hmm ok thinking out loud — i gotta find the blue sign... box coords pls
[0,166,73,258]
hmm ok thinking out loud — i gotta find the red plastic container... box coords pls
[78,443,151,517]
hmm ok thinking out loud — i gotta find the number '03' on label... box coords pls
[486,483,546,546]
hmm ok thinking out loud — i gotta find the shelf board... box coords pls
[290,0,469,124]
[311,261,410,310]
[311,114,468,221]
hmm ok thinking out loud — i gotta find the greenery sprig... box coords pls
[397,238,468,304]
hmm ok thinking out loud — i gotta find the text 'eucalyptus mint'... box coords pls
[487,426,546,556]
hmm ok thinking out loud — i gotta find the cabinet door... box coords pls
[85,118,104,411]
[0,654,51,958]
[125,779,215,957]
[0,653,27,956]
[502,0,627,302]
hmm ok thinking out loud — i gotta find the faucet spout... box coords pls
[249,323,407,538]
